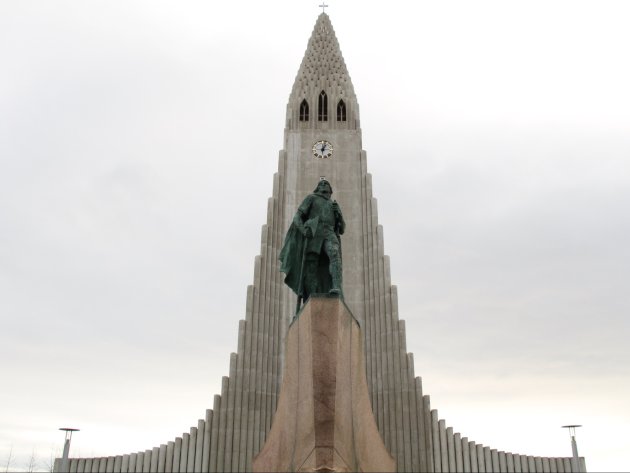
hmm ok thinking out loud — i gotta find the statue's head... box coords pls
[314,179,333,199]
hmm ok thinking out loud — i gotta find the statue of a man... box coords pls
[279,179,345,310]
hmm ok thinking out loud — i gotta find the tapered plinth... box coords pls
[252,296,395,472]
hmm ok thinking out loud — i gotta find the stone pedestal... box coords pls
[253,296,395,472]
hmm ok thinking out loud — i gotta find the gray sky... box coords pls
[1,1,629,471]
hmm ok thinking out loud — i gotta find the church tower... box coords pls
[248,12,429,471]
[281,12,370,327]
[56,13,585,473]
[282,12,363,318]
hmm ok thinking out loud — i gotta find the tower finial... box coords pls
[319,2,329,13]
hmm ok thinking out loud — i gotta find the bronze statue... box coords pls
[279,179,345,312]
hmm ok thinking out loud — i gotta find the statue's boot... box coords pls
[329,260,343,297]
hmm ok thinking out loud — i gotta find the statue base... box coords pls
[253,296,395,472]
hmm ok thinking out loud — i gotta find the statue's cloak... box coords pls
[279,222,305,295]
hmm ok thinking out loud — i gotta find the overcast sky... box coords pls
[1,1,629,471]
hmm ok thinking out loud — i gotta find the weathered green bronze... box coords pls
[279,179,345,313]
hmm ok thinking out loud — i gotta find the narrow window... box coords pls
[336,99,346,121]
[299,99,309,121]
[318,90,328,121]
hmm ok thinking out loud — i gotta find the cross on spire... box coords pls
[319,2,329,13]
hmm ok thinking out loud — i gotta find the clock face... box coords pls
[312,140,333,159]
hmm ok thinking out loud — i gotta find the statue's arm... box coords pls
[293,209,306,228]
[293,195,313,235]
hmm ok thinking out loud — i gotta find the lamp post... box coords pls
[561,425,583,472]
[59,428,79,472]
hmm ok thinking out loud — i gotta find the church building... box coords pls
[56,12,585,473]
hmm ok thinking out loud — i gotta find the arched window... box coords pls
[318,90,328,121]
[336,100,346,121]
[299,99,309,121]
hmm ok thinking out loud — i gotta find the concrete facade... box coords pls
[56,13,585,473]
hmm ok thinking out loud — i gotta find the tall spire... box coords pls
[288,13,358,129]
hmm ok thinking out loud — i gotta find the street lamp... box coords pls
[561,425,583,472]
[58,428,79,472]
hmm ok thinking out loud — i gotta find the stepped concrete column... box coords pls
[253,295,395,472]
